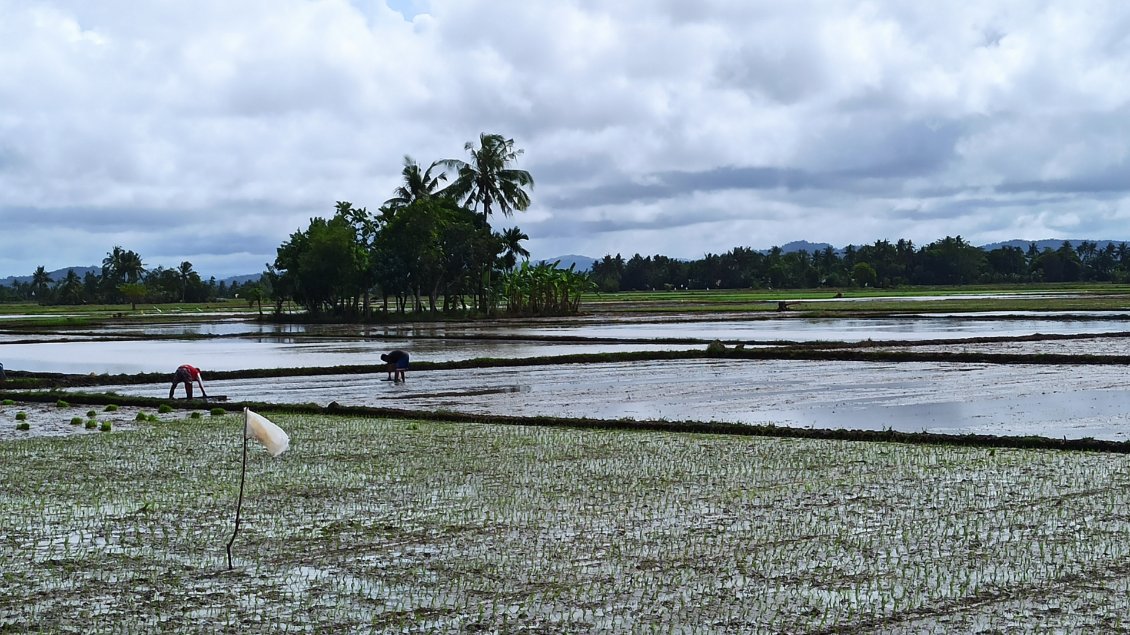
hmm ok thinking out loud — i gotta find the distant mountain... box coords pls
[777,240,835,254]
[218,273,263,286]
[537,255,596,271]
[0,266,99,287]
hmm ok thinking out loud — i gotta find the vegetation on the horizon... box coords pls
[592,236,1130,292]
[269,133,592,319]
[1,248,263,306]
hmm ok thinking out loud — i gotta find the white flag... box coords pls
[244,408,289,457]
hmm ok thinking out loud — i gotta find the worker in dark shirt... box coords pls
[380,350,409,383]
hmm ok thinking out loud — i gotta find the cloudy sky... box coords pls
[3,0,1130,278]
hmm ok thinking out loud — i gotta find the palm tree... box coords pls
[102,246,145,283]
[383,156,447,209]
[498,226,530,271]
[440,133,533,221]
[30,266,52,301]
[119,250,145,283]
[178,261,195,303]
[57,269,84,305]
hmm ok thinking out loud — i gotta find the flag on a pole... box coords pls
[244,408,289,457]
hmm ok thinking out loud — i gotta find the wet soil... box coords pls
[80,358,1130,441]
[0,400,200,442]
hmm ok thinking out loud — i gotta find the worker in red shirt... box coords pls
[169,364,208,400]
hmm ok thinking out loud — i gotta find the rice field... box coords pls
[3,413,1130,633]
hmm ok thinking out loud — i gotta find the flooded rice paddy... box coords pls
[87,358,1130,441]
[4,413,1130,633]
[7,311,1130,439]
[0,338,676,374]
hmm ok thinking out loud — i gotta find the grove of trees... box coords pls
[591,238,1130,292]
[269,132,593,318]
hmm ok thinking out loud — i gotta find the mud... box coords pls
[0,401,196,442]
[81,359,1130,441]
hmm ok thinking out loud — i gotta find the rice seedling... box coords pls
[103,404,118,412]
[135,412,148,422]
[3,414,1130,632]
[15,412,27,421]
[83,420,96,429]
[210,408,225,416]
[15,422,29,431]
[70,417,83,426]
[99,422,111,432]
[158,404,173,414]
[86,410,97,418]
[190,412,202,419]
[56,400,69,408]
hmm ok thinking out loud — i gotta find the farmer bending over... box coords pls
[381,350,409,383]
[169,364,208,400]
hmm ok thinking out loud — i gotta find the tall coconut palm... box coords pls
[30,266,52,300]
[498,226,530,271]
[178,261,195,303]
[102,246,145,283]
[57,269,84,305]
[440,133,533,221]
[383,156,447,209]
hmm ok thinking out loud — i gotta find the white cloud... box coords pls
[2,0,1130,277]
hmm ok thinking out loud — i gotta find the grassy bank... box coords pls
[3,413,1130,632]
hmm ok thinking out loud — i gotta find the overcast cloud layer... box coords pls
[3,0,1130,278]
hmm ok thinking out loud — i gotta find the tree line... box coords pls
[590,237,1130,291]
[0,246,262,307]
[268,132,592,318]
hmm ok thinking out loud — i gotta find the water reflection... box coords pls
[86,359,1130,441]
[20,313,1130,342]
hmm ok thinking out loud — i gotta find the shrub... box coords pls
[55,399,69,408]
[210,408,225,416]
[16,422,29,431]
[15,412,27,421]
[70,417,83,426]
